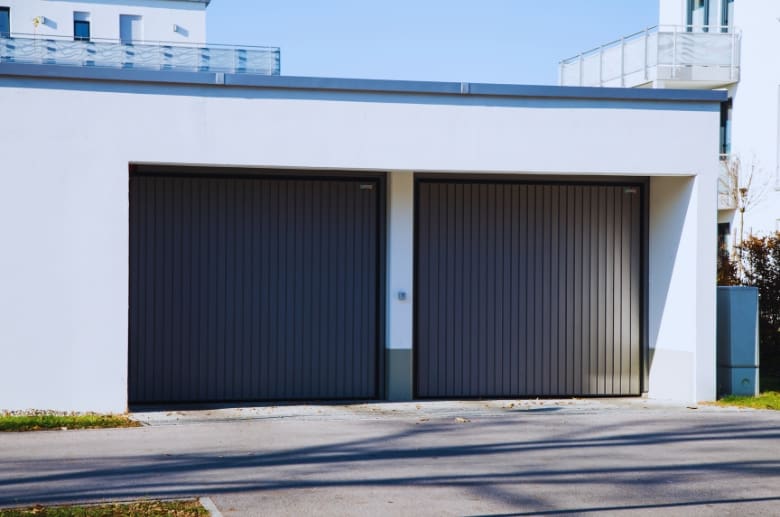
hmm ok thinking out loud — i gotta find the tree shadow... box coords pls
[1,416,779,513]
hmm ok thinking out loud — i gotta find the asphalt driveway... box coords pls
[1,399,779,516]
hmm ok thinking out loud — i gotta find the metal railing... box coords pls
[559,25,740,88]
[0,33,280,75]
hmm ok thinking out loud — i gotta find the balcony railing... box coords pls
[0,34,280,75]
[560,25,740,88]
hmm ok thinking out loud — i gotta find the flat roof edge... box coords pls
[0,63,221,85]
[0,63,728,103]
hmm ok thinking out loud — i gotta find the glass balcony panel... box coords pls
[581,53,600,87]
[623,35,650,76]
[560,61,579,86]
[0,34,281,75]
[163,45,200,70]
[245,49,279,75]
[600,45,622,83]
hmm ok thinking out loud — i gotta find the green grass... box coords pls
[0,414,140,432]
[0,500,208,516]
[717,391,780,410]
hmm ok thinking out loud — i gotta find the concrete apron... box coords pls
[129,398,746,427]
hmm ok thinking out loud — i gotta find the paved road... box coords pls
[1,400,779,516]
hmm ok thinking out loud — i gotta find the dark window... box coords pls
[0,7,10,38]
[722,0,735,31]
[687,0,709,32]
[718,223,731,252]
[74,19,90,41]
[720,99,733,157]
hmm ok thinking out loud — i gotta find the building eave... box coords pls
[0,62,728,106]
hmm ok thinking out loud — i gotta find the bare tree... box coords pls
[719,154,771,275]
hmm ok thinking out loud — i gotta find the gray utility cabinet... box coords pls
[717,286,759,397]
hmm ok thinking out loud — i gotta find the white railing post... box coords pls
[578,53,583,86]
[672,28,678,79]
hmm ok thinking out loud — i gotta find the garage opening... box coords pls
[415,179,644,398]
[129,168,384,404]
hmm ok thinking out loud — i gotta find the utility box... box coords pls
[717,286,760,397]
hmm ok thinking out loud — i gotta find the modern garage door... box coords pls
[416,180,643,398]
[129,171,382,404]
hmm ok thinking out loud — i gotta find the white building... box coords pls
[561,0,780,247]
[0,0,208,43]
[0,1,723,412]
[0,1,278,75]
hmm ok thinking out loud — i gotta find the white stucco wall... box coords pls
[0,74,720,411]
[659,0,687,26]
[2,0,207,42]
[387,171,414,352]
[659,0,780,239]
[648,175,718,402]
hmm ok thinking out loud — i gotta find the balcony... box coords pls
[0,34,280,75]
[560,26,740,89]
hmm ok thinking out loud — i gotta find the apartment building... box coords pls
[0,0,208,42]
[0,1,278,74]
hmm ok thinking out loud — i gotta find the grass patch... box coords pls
[717,391,780,410]
[0,414,140,432]
[0,500,208,516]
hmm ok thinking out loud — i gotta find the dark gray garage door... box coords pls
[416,180,642,398]
[129,172,382,404]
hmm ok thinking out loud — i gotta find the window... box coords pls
[687,0,704,25]
[119,15,143,44]
[718,223,731,256]
[720,99,733,157]
[73,12,90,41]
[0,7,10,38]
[687,0,711,32]
[722,0,735,31]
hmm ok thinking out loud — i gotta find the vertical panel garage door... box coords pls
[416,180,643,398]
[129,172,382,404]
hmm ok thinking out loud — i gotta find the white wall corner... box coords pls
[648,175,698,403]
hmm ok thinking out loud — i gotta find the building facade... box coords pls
[561,0,780,245]
[0,1,278,76]
[0,0,208,43]
[0,1,724,412]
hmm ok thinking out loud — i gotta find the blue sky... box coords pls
[207,1,658,85]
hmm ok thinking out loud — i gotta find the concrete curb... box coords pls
[200,497,223,517]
